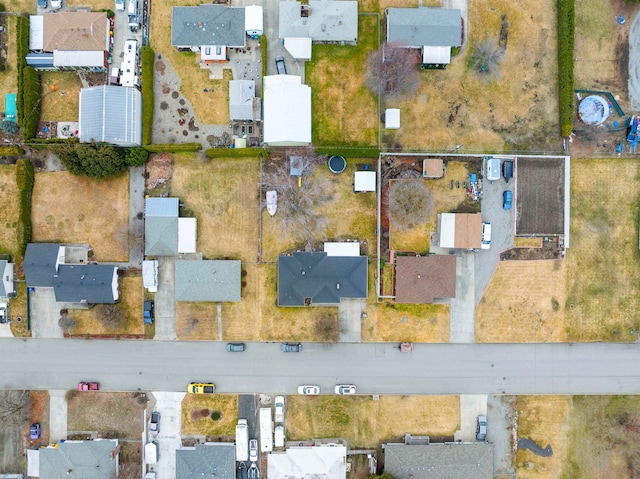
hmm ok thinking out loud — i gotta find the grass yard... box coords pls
[150,0,231,125]
[32,171,129,262]
[67,276,144,336]
[306,15,378,146]
[9,283,29,337]
[67,391,146,438]
[514,237,543,248]
[176,302,218,340]
[66,0,113,9]
[516,396,572,479]
[182,394,237,436]
[389,161,470,252]
[363,301,450,342]
[4,0,34,14]
[39,72,83,122]
[0,16,18,101]
[0,165,20,258]
[171,154,259,262]
[287,395,459,447]
[388,0,559,152]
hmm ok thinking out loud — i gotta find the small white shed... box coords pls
[385,108,400,129]
[354,171,376,192]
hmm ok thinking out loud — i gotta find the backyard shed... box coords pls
[438,213,482,249]
[385,108,400,129]
[263,75,311,146]
[354,171,376,192]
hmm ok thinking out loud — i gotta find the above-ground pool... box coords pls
[328,155,347,173]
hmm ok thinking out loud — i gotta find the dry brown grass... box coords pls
[0,165,20,257]
[171,154,259,262]
[0,16,18,100]
[363,301,449,342]
[390,161,470,252]
[67,391,146,438]
[40,72,83,122]
[514,237,543,248]
[9,282,29,337]
[516,396,572,479]
[287,395,459,447]
[67,0,114,9]
[32,171,129,261]
[476,261,567,342]
[176,302,218,340]
[150,0,231,125]
[389,0,558,151]
[182,394,237,436]
[67,276,143,335]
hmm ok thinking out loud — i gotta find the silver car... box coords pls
[476,415,487,441]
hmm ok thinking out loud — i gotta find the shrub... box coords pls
[0,146,25,156]
[557,0,575,137]
[315,147,380,158]
[16,159,34,256]
[141,46,155,145]
[15,16,29,126]
[144,143,202,153]
[21,66,41,140]
[204,147,264,158]
[0,121,20,135]
[261,35,267,78]
[51,143,128,179]
[125,147,149,166]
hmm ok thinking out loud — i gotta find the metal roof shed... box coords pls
[385,108,400,129]
[29,15,44,50]
[354,171,376,192]
[79,85,142,146]
[263,75,311,146]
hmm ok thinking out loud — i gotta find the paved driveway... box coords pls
[49,390,68,442]
[30,288,63,338]
[338,298,364,342]
[154,258,176,340]
[456,394,487,442]
[148,392,185,479]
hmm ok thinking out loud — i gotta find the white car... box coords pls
[249,439,258,462]
[481,222,491,250]
[115,0,125,10]
[50,0,62,8]
[298,385,320,395]
[334,384,356,395]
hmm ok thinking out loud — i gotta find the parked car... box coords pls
[30,423,40,440]
[226,342,246,352]
[297,385,320,395]
[502,159,514,182]
[274,396,285,423]
[50,0,62,9]
[503,190,513,210]
[275,55,286,75]
[0,302,8,323]
[249,439,258,462]
[187,382,216,394]
[149,411,160,437]
[281,342,302,352]
[481,222,491,250]
[78,381,99,391]
[115,0,125,10]
[334,384,356,395]
[37,0,47,8]
[143,300,154,324]
[476,415,487,441]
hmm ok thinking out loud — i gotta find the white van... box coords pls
[485,157,500,181]
[481,222,491,250]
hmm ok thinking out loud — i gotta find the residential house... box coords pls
[27,12,109,70]
[229,80,261,121]
[176,443,235,479]
[386,7,462,67]
[268,444,347,479]
[171,5,246,63]
[79,85,142,146]
[145,197,197,256]
[0,260,15,299]
[278,250,367,306]
[263,75,311,146]
[24,243,119,305]
[438,213,482,249]
[394,255,456,303]
[175,260,241,302]
[39,439,119,479]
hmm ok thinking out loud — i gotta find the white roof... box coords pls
[385,108,400,129]
[439,213,456,248]
[178,217,197,253]
[30,15,44,50]
[27,449,40,477]
[245,5,263,32]
[354,171,376,192]
[54,50,105,67]
[324,242,360,257]
[263,75,311,146]
[268,446,347,479]
[142,260,158,291]
[284,37,312,60]
[422,45,451,64]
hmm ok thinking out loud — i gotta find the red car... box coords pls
[78,382,99,391]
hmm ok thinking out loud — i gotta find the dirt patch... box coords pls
[67,391,146,438]
[0,165,21,259]
[501,236,563,260]
[29,391,50,447]
[182,394,237,436]
[145,153,173,195]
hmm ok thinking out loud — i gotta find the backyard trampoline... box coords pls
[578,95,610,125]
[328,155,347,173]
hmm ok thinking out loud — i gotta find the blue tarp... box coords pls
[4,94,16,122]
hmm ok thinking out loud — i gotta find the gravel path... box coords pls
[488,395,516,478]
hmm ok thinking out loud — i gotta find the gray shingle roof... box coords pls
[176,443,235,479]
[171,5,246,48]
[279,0,358,42]
[0,260,14,298]
[146,197,179,217]
[387,8,461,47]
[145,198,180,256]
[229,80,256,120]
[53,264,118,304]
[384,443,494,479]
[79,85,142,146]
[40,440,119,479]
[175,260,241,302]
[278,252,367,306]
[24,243,61,287]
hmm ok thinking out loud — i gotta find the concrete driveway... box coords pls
[456,394,487,442]
[30,288,63,338]
[262,0,305,80]
[338,298,364,342]
[49,390,68,442]
[148,392,185,479]
[154,258,176,340]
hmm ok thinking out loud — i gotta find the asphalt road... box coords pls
[3,340,640,395]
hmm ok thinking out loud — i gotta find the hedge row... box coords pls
[144,142,202,153]
[315,147,381,158]
[16,159,34,256]
[205,147,265,158]
[261,35,267,78]
[141,46,155,145]
[21,66,40,140]
[0,146,25,156]
[27,137,79,145]
[15,16,29,128]
[557,0,575,137]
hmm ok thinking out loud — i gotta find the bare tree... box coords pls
[261,148,334,243]
[0,390,29,426]
[96,304,126,331]
[365,42,421,101]
[314,315,339,343]
[469,38,504,82]
[58,310,77,334]
[389,179,434,232]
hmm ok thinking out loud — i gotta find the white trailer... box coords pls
[144,441,158,464]
[236,419,249,462]
[259,408,273,453]
[142,260,158,292]
[244,5,263,38]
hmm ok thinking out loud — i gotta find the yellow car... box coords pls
[187,383,216,394]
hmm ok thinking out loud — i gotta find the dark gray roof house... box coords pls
[24,243,64,288]
[175,260,241,302]
[39,439,119,479]
[278,252,367,306]
[384,443,494,479]
[176,443,235,479]
[172,5,246,48]
[387,8,462,48]
[279,0,358,43]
